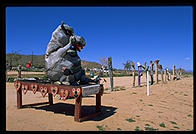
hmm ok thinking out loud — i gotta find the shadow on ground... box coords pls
[30,102,117,121]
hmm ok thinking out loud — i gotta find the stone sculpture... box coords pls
[45,21,98,85]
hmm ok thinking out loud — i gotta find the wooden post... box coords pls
[172,65,176,80]
[17,89,22,109]
[150,61,154,85]
[164,69,167,82]
[131,61,136,87]
[96,93,101,112]
[179,68,182,78]
[48,93,53,105]
[154,60,160,84]
[74,95,82,122]
[159,65,164,83]
[108,57,113,91]
[17,65,22,78]
[147,70,150,96]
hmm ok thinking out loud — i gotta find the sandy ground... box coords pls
[6,75,193,131]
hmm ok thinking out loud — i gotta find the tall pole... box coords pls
[147,70,150,96]
[159,65,164,83]
[150,61,154,85]
[108,57,113,91]
[172,65,176,80]
[154,60,160,84]
[164,69,167,83]
[131,61,136,87]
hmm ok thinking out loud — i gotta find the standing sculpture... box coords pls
[45,21,99,85]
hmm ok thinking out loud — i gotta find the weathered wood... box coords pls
[159,65,164,83]
[131,61,136,87]
[96,93,101,112]
[150,61,154,85]
[154,60,160,84]
[15,80,103,122]
[48,93,53,105]
[17,89,22,109]
[108,57,113,91]
[74,95,82,122]
[17,65,22,78]
[172,65,176,80]
[164,69,167,82]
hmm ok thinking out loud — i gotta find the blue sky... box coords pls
[6,6,193,71]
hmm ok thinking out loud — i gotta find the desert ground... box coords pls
[6,73,193,131]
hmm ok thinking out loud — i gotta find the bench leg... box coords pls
[74,95,82,122]
[17,89,22,109]
[96,93,101,112]
[48,93,53,105]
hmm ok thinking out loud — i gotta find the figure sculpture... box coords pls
[45,21,99,85]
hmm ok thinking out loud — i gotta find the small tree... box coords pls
[123,60,131,73]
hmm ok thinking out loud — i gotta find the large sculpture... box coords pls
[45,22,98,85]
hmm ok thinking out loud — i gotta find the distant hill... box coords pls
[6,54,102,69]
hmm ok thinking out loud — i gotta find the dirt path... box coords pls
[6,76,193,131]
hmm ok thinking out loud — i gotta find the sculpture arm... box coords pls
[57,36,75,57]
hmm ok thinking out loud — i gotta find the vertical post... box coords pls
[74,95,82,122]
[17,65,22,78]
[154,60,160,84]
[159,65,164,83]
[172,65,176,80]
[169,72,171,81]
[17,89,22,109]
[179,68,182,78]
[132,71,135,87]
[164,69,167,83]
[96,93,101,112]
[150,61,154,85]
[138,66,141,86]
[48,93,53,105]
[147,71,150,96]
[131,61,136,87]
[108,57,113,91]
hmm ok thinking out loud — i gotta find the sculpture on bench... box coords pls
[45,21,99,85]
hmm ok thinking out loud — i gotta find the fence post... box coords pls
[147,70,150,96]
[108,57,113,91]
[164,69,167,83]
[159,65,164,83]
[150,61,154,85]
[17,65,22,78]
[172,65,176,80]
[154,60,160,84]
[131,61,136,87]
